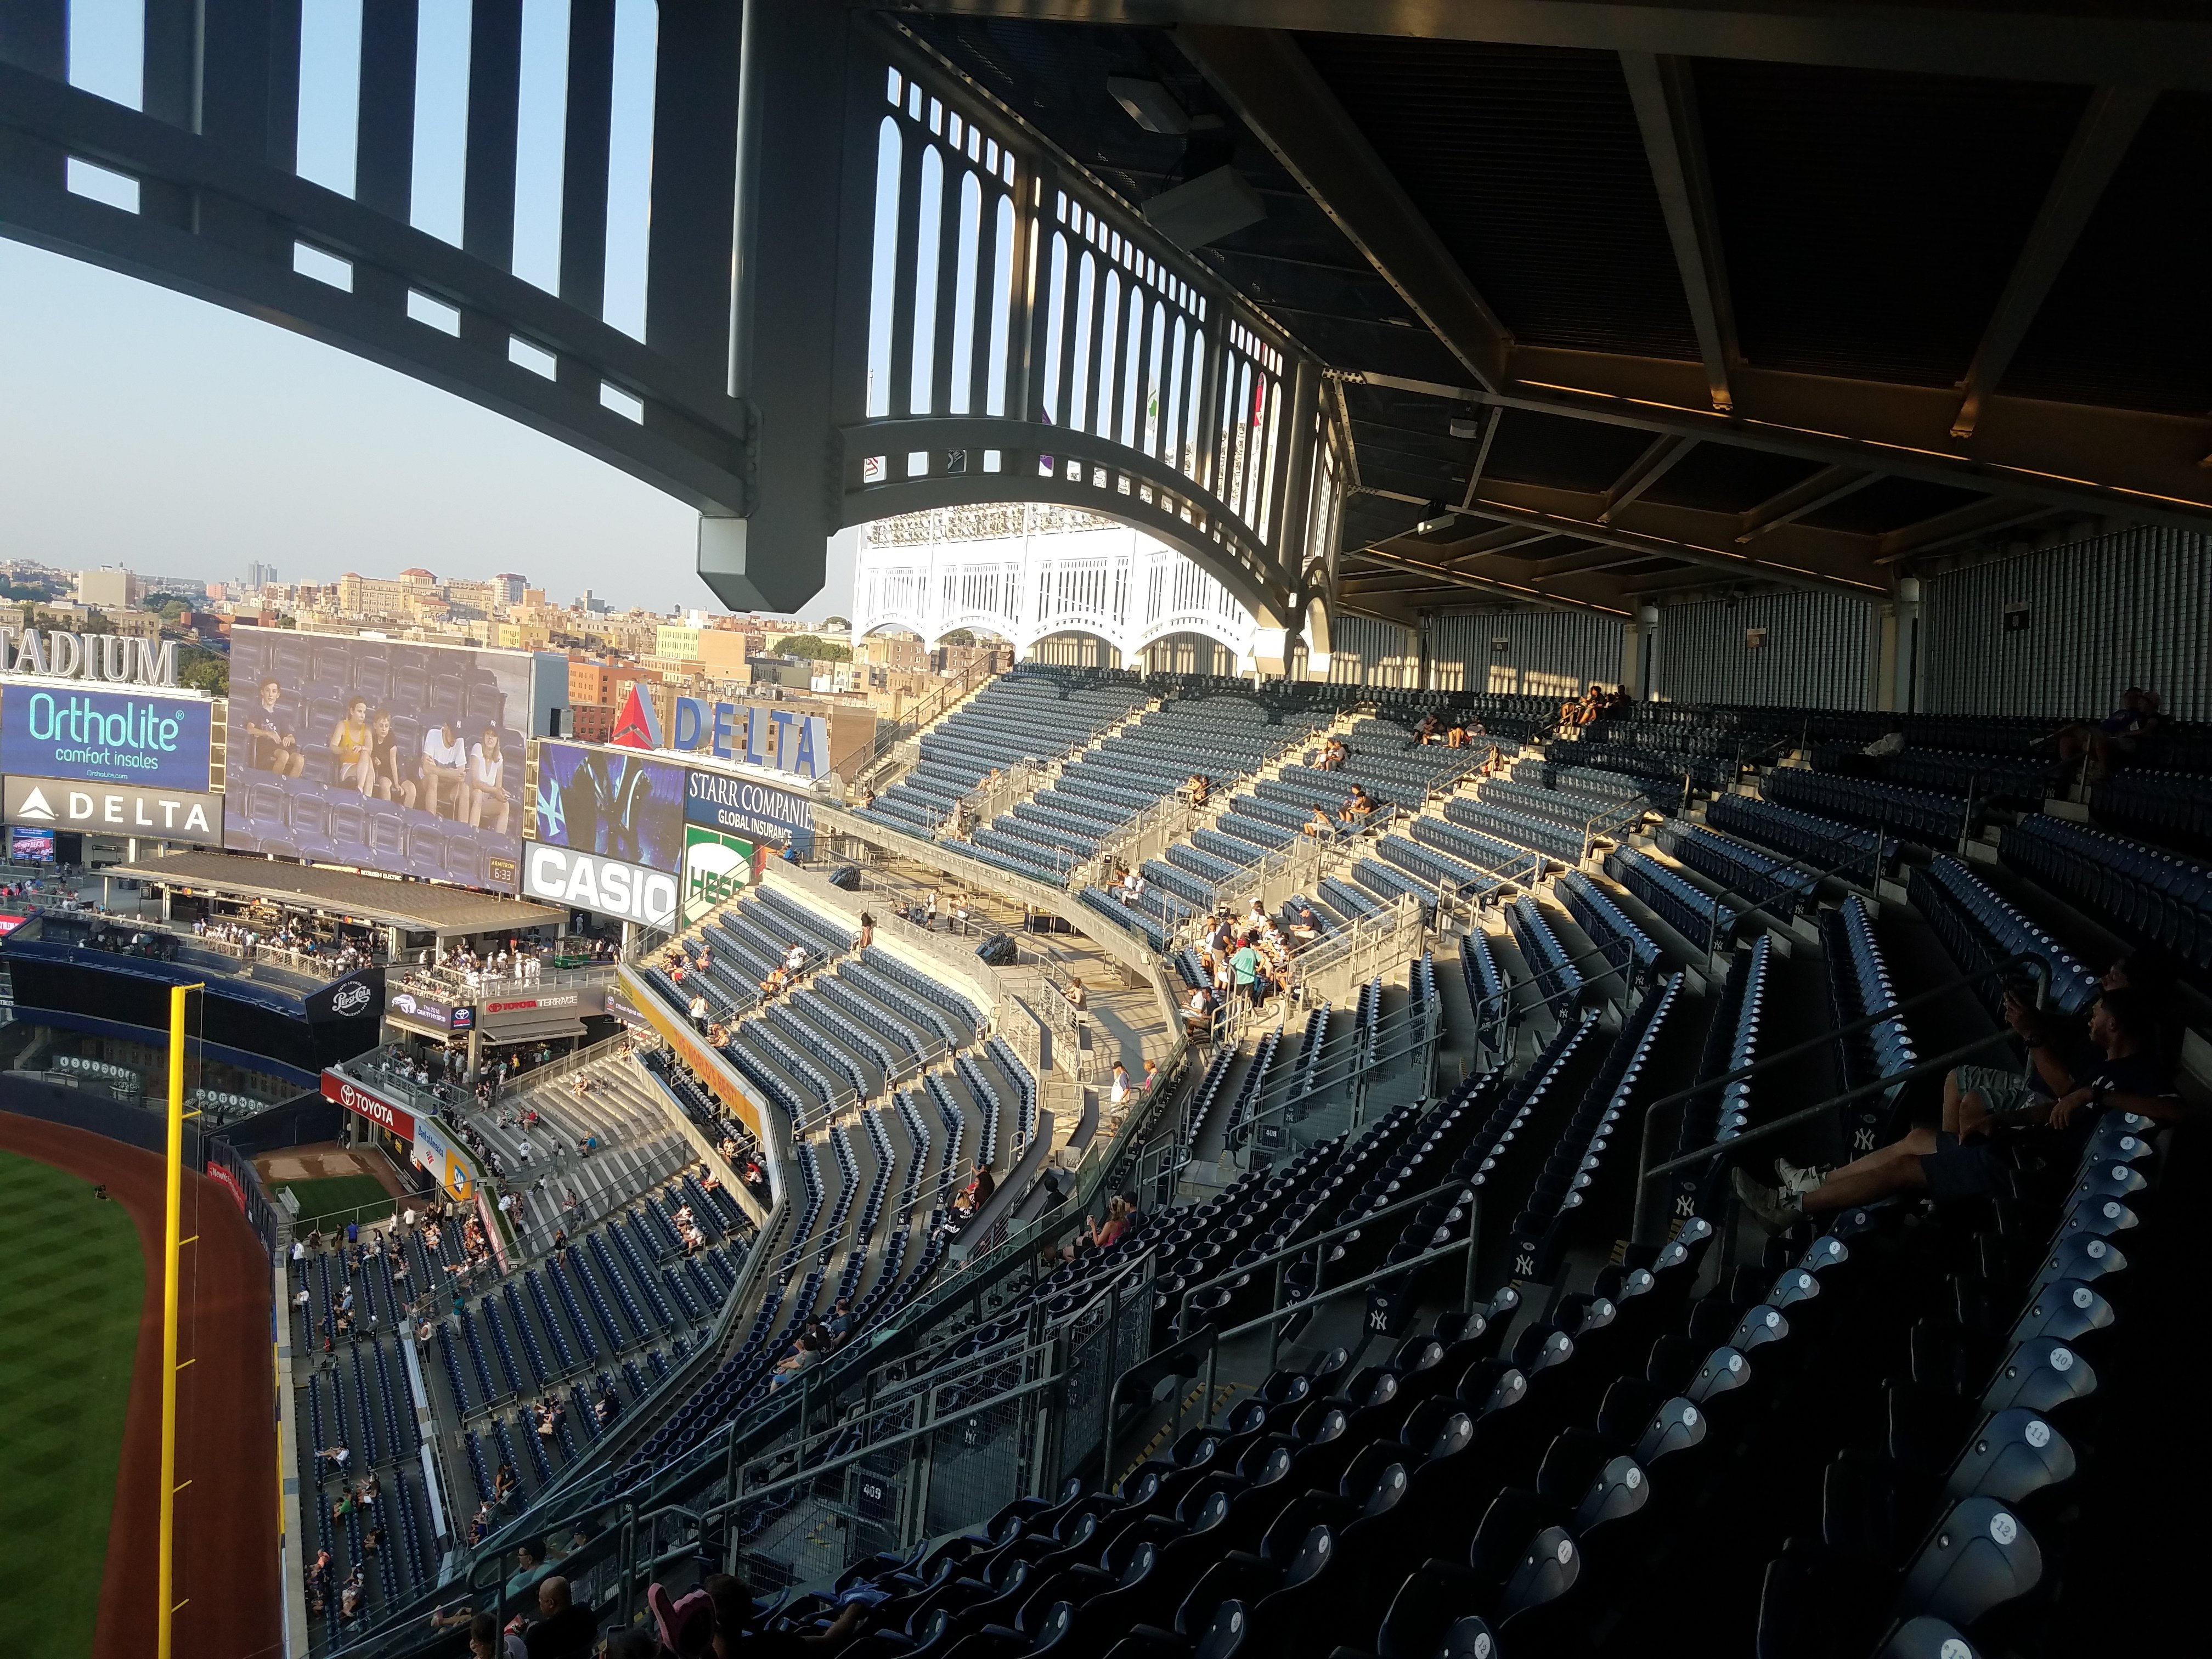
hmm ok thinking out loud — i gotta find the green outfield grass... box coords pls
[0,1148,146,1658]
[272,1171,394,1233]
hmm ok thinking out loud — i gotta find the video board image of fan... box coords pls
[532,741,688,874]
[224,628,533,891]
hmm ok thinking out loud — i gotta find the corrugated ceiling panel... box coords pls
[1426,611,1625,699]
[1660,591,1880,708]
[1921,527,2212,721]
[1330,611,1419,686]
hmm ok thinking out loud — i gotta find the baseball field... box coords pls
[0,1109,281,1659]
[0,1146,144,1658]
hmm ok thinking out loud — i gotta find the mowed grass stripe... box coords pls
[0,1148,145,1658]
[273,1172,393,1233]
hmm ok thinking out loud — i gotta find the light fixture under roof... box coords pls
[1107,76,1189,135]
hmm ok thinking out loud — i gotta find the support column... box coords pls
[1637,604,1661,701]
[556,0,617,399]
[0,2,65,185]
[1891,577,1922,713]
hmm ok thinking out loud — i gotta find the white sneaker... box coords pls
[1772,1156,1830,1197]
[1732,1167,1799,1234]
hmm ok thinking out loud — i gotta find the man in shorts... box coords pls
[1735,986,2179,1227]
[419,718,470,820]
[243,677,305,777]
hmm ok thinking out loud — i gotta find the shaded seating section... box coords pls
[1501,973,1685,1285]
[1506,894,1583,1017]
[2000,814,2212,981]
[1705,793,1894,877]
[1763,766,1970,844]
[1811,742,2050,806]
[1508,757,1654,803]
[1911,856,2102,1017]
[1556,871,1661,980]
[1605,845,1740,949]
[1461,927,1514,1064]
[1560,739,1731,793]
[2089,769,2212,860]
[1652,818,1821,919]
[1821,895,1919,1153]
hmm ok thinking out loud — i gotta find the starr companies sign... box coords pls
[3,775,224,845]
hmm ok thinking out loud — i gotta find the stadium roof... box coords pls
[883,1,2212,617]
[111,852,565,937]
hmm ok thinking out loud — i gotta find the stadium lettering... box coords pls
[0,630,179,687]
[670,697,832,779]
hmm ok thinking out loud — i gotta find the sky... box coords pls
[0,0,854,618]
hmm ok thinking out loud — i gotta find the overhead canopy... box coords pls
[896,4,2212,617]
[111,850,566,938]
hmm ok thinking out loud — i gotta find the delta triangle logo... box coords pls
[608,683,663,752]
[16,787,55,822]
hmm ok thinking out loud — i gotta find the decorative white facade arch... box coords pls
[856,504,1261,664]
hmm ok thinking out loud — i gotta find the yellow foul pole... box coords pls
[159,983,202,1659]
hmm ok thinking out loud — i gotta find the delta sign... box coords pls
[603,682,831,781]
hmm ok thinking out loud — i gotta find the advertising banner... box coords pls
[385,982,473,1032]
[681,823,764,926]
[684,768,816,856]
[478,987,606,1030]
[7,827,53,862]
[304,968,384,1024]
[522,842,680,929]
[321,1069,418,1142]
[410,1118,477,1201]
[205,1159,249,1212]
[619,966,764,1140]
[533,740,686,873]
[4,775,224,845]
[1,683,213,790]
[225,627,531,892]
[668,698,834,780]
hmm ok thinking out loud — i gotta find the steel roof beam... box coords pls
[1600,432,1698,522]
[1457,406,1503,510]
[888,3,2212,93]
[1620,52,1737,414]
[1174,25,1511,389]
[1875,498,2057,562]
[1363,354,2212,529]
[1737,465,1876,541]
[1350,544,1632,615]
[1951,86,2155,439]
[1458,495,1886,596]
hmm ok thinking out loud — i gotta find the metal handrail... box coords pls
[1627,946,2053,1238]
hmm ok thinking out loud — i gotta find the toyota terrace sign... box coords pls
[320,1071,417,1142]
[3,776,224,845]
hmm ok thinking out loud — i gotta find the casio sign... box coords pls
[524,845,678,929]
